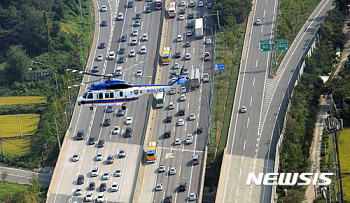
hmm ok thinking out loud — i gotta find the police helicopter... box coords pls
[66,68,186,111]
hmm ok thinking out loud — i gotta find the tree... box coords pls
[4,45,30,83]
[1,170,8,184]
[28,173,41,203]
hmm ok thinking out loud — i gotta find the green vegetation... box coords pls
[338,128,350,202]
[2,137,32,155]
[0,114,40,138]
[0,0,92,176]
[0,96,46,106]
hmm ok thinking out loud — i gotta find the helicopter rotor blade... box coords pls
[66,69,106,77]
[68,79,102,88]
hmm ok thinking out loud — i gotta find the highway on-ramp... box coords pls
[47,0,162,202]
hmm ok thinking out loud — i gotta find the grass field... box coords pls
[0,96,46,106]
[0,181,31,200]
[338,128,350,202]
[2,137,31,155]
[0,114,40,138]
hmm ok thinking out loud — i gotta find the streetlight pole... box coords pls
[28,192,41,203]
[67,78,80,116]
[54,112,67,151]
[79,37,91,71]
[78,0,84,25]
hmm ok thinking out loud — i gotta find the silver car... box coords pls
[72,153,79,162]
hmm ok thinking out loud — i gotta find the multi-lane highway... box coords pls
[134,0,214,202]
[216,0,333,202]
[47,0,163,202]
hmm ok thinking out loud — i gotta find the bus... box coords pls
[155,92,165,108]
[146,141,157,163]
[161,47,171,65]
[155,0,162,10]
[168,2,176,18]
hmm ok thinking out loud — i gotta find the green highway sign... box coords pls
[277,39,286,42]
[262,40,270,43]
[260,43,271,52]
[277,42,288,51]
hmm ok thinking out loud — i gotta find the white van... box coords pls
[115,66,123,76]
[109,51,115,60]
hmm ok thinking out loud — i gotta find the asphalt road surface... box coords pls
[47,0,162,202]
[216,0,333,202]
[0,166,51,188]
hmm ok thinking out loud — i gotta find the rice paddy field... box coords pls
[2,137,31,155]
[0,96,46,106]
[338,128,350,202]
[0,114,40,138]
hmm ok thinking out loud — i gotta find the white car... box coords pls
[132,29,139,36]
[117,13,124,20]
[183,68,189,74]
[255,19,262,25]
[115,168,122,177]
[206,38,212,44]
[142,33,148,41]
[102,171,110,180]
[181,87,186,93]
[186,134,193,144]
[169,102,175,109]
[187,30,193,36]
[96,193,104,202]
[129,50,136,57]
[156,183,163,191]
[97,54,103,61]
[174,63,180,69]
[185,53,191,60]
[126,117,133,125]
[101,5,107,12]
[180,1,186,6]
[189,113,196,120]
[240,106,247,113]
[111,182,119,192]
[91,166,99,177]
[141,46,147,54]
[96,152,103,161]
[189,193,197,200]
[85,192,93,202]
[179,15,185,20]
[171,76,177,82]
[169,167,177,175]
[178,119,184,126]
[198,1,203,7]
[189,1,195,6]
[75,187,83,196]
[180,94,187,101]
[177,34,183,42]
[112,126,120,135]
[174,138,181,145]
[72,153,79,162]
[136,70,142,77]
[170,89,176,94]
[109,51,115,60]
[159,164,166,172]
[131,38,138,45]
[203,73,210,82]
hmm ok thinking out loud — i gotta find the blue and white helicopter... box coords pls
[67,69,186,111]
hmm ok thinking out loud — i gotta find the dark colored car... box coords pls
[175,52,181,58]
[179,182,187,191]
[179,108,185,116]
[118,56,125,63]
[117,108,124,116]
[180,9,185,14]
[121,34,127,42]
[185,41,191,47]
[119,48,125,54]
[125,127,132,137]
[103,118,111,126]
[134,19,141,26]
[100,42,106,49]
[88,137,96,145]
[197,127,203,134]
[146,6,152,13]
[166,116,172,123]
[128,1,134,7]
[107,155,114,164]
[164,130,171,138]
[100,182,106,191]
[97,139,105,148]
[188,21,193,28]
[188,13,194,19]
[136,13,141,19]
[207,3,212,8]
[77,175,84,185]
[77,130,84,140]
[102,20,107,26]
[89,182,95,190]
[165,195,173,203]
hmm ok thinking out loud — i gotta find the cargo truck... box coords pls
[195,18,203,38]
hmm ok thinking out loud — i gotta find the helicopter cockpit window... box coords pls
[110,92,114,98]
[82,92,87,99]
[120,91,123,97]
[105,93,109,99]
[99,93,103,100]
[87,93,93,99]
